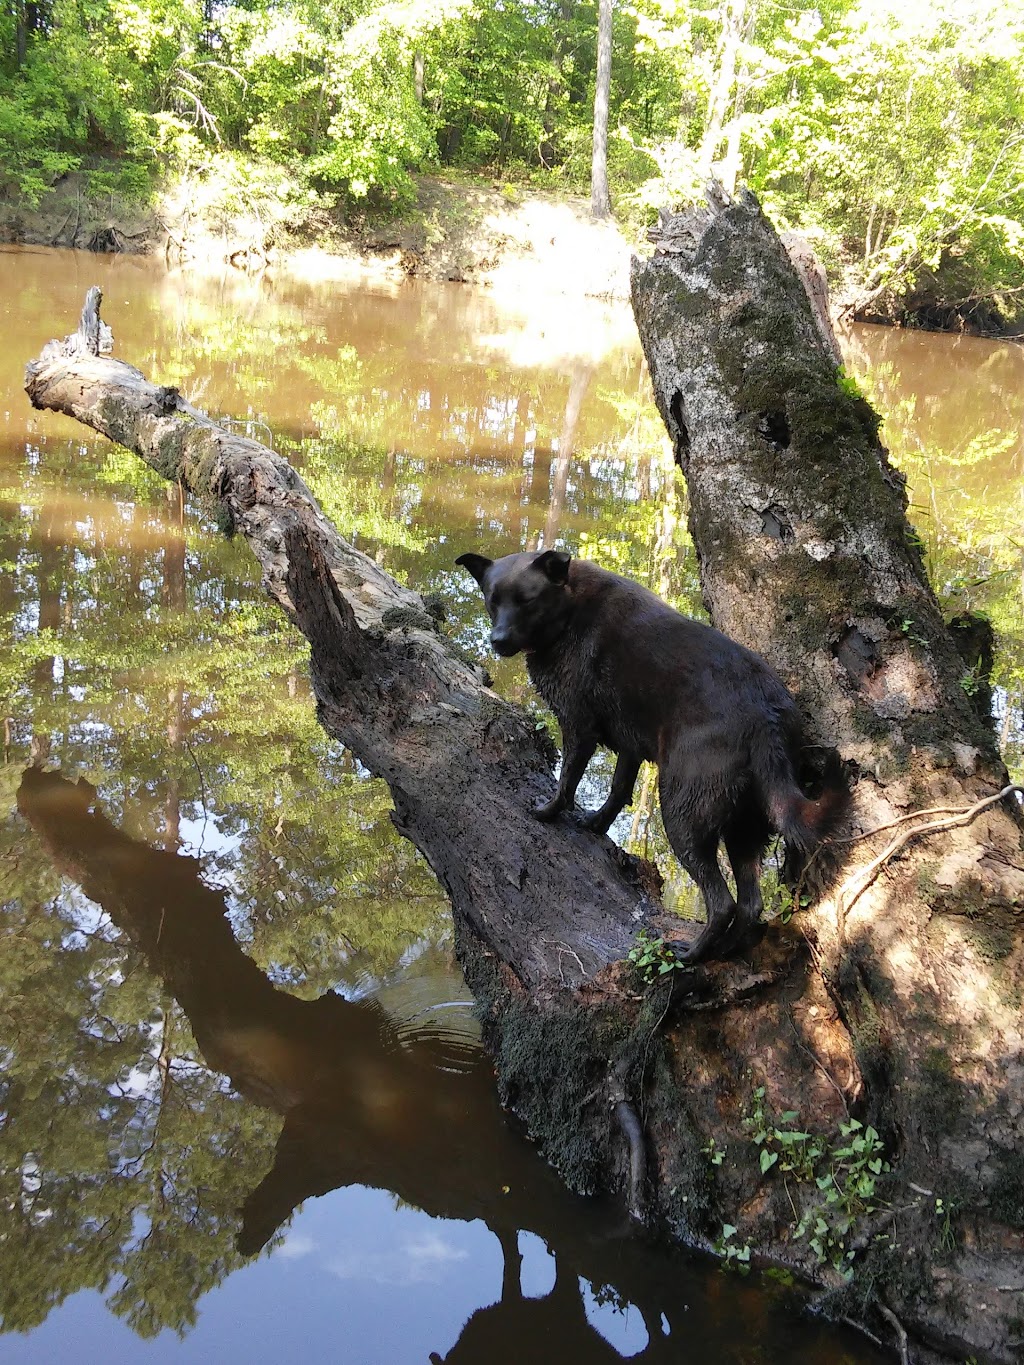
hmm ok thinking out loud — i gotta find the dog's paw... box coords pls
[532,799,564,822]
[580,809,612,835]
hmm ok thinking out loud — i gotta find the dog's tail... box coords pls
[755,731,851,885]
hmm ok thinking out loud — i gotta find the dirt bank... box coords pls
[8,168,1019,335]
[0,171,635,301]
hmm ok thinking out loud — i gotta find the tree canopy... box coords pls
[2,0,1022,316]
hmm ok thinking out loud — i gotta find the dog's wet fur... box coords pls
[457,549,849,963]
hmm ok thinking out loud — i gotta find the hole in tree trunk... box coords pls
[758,504,793,541]
[832,625,880,687]
[669,390,691,468]
[757,409,791,449]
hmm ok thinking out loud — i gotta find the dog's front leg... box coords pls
[582,751,641,835]
[534,727,597,822]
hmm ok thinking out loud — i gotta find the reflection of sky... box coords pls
[0,1187,664,1363]
[0,1191,498,1364]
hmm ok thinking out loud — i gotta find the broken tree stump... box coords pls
[633,187,1024,1364]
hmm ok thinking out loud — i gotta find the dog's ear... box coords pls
[455,553,493,586]
[534,550,571,585]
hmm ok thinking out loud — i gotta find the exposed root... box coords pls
[841,1316,886,1352]
[613,1098,647,1221]
[878,1303,911,1365]
[837,783,1023,922]
[835,785,1024,849]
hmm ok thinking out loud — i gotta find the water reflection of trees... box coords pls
[842,325,1024,779]
[11,770,880,1364]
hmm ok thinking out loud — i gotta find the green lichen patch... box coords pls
[381,604,440,634]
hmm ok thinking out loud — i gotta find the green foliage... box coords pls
[835,366,867,401]
[627,928,685,983]
[766,873,810,924]
[702,1136,726,1166]
[743,1087,891,1280]
[715,1223,752,1270]
[4,0,1022,313]
[934,1195,960,1252]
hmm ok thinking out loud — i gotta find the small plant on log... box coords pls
[627,929,684,982]
[744,1088,891,1280]
[765,875,810,925]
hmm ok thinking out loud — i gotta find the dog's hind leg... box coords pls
[582,751,641,835]
[671,832,738,963]
[661,812,738,962]
[721,811,771,954]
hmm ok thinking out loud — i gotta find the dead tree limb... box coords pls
[25,286,667,991]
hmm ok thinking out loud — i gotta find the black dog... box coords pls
[456,549,848,963]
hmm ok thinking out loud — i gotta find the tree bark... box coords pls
[632,188,1024,1364]
[590,0,613,220]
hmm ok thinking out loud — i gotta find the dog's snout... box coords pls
[491,631,520,657]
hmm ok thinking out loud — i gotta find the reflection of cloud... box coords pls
[327,1232,469,1286]
[274,1231,318,1260]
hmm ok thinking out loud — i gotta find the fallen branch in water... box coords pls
[25,284,671,991]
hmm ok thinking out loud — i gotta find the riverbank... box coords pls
[3,166,1021,335]
[0,169,635,302]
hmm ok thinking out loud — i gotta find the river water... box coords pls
[1,244,1020,1363]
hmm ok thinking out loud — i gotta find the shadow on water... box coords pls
[15,767,885,1364]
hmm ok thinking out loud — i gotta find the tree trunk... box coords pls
[696,0,745,180]
[632,189,1024,1364]
[413,51,425,104]
[15,0,28,67]
[590,0,613,220]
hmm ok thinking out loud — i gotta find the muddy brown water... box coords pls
[1,244,1020,1363]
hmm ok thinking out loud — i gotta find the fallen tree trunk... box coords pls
[24,288,657,988]
[632,190,1024,1363]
